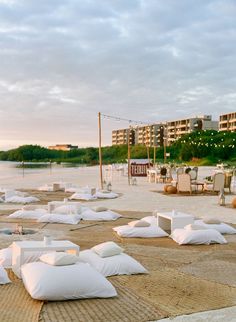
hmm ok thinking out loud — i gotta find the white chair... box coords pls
[205,173,225,193]
[177,174,196,195]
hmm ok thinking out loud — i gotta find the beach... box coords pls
[0,164,236,321]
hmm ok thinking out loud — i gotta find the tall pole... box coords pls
[147,145,150,167]
[154,146,156,166]
[164,138,167,163]
[127,127,131,185]
[98,112,103,189]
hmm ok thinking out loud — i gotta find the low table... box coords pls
[156,211,194,233]
[12,240,80,278]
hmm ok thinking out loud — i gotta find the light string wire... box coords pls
[100,113,153,126]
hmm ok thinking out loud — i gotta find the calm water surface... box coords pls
[0,161,85,180]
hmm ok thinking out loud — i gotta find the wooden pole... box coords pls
[147,145,150,167]
[127,127,131,185]
[98,112,103,189]
[164,138,166,164]
[154,146,156,166]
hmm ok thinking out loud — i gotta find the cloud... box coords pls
[0,0,235,149]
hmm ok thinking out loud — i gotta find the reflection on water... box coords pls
[0,161,86,179]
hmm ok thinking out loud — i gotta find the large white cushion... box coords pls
[141,216,157,225]
[171,229,227,245]
[40,252,79,266]
[79,250,147,277]
[128,220,150,227]
[52,204,82,215]
[185,224,208,231]
[37,214,81,225]
[113,225,168,238]
[69,193,97,201]
[81,209,121,221]
[21,262,117,301]
[8,209,46,219]
[92,206,108,212]
[195,220,236,234]
[95,191,118,199]
[0,266,11,284]
[92,242,123,258]
[5,196,39,204]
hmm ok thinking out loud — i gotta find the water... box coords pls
[0,161,85,180]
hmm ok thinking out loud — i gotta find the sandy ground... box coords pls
[0,165,236,321]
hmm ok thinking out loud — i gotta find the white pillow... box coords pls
[95,192,118,199]
[81,209,121,221]
[52,205,81,215]
[0,247,51,268]
[79,250,148,277]
[141,216,157,225]
[69,193,97,201]
[195,220,236,234]
[128,220,150,227]
[185,224,208,231]
[21,262,117,301]
[37,214,81,225]
[8,210,46,219]
[171,229,227,245]
[113,225,168,238]
[5,196,39,204]
[92,242,123,258]
[92,206,108,212]
[40,252,79,266]
[0,266,11,284]
[203,218,221,224]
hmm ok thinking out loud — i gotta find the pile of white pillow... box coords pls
[113,215,236,245]
[2,190,39,204]
[171,218,236,245]
[0,241,147,301]
[113,216,168,238]
[8,204,121,224]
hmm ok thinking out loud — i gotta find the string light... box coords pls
[101,113,151,125]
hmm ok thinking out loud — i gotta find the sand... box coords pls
[0,165,235,321]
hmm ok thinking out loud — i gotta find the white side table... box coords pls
[12,240,80,278]
[157,212,194,233]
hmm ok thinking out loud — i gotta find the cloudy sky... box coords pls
[0,0,236,150]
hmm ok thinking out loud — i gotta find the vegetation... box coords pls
[0,130,235,165]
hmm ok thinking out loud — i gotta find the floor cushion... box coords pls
[95,191,118,199]
[92,241,123,258]
[21,262,117,301]
[8,209,47,219]
[40,252,79,266]
[194,220,236,234]
[171,229,227,245]
[37,214,81,225]
[81,209,121,221]
[5,196,39,204]
[113,225,168,238]
[69,193,97,201]
[79,250,147,277]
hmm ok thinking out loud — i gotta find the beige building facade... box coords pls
[166,115,218,145]
[112,128,135,145]
[219,112,236,132]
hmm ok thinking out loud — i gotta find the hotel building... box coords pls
[112,128,135,145]
[135,124,165,147]
[219,112,236,132]
[166,115,218,145]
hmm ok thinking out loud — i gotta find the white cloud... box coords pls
[0,0,235,149]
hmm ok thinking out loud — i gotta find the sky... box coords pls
[0,0,236,150]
